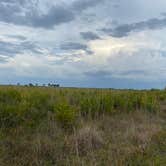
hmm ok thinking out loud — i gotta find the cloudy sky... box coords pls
[0,0,166,89]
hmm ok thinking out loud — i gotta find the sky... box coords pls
[0,0,166,89]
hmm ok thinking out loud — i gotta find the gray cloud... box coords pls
[0,41,43,59]
[28,6,75,29]
[120,70,148,76]
[0,1,22,22]
[60,42,94,54]
[6,35,27,41]
[72,0,103,12]
[60,42,88,51]
[80,31,100,40]
[0,55,8,63]
[84,70,111,78]
[0,1,75,29]
[0,41,20,56]
[85,69,150,79]
[20,41,43,54]
[102,17,166,37]
[0,0,103,29]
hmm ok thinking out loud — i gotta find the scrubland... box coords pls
[0,86,165,166]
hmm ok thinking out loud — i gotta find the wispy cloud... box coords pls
[0,40,43,60]
[80,31,100,40]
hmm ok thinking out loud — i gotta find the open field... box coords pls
[0,86,165,166]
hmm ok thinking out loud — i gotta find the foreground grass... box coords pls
[0,86,165,165]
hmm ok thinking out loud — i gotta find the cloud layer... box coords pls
[102,17,166,38]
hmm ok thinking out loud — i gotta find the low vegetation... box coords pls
[0,86,165,165]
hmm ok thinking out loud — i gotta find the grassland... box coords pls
[0,86,165,166]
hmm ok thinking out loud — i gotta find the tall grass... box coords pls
[0,86,165,165]
[0,86,164,129]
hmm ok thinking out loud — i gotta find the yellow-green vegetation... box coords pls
[0,86,165,166]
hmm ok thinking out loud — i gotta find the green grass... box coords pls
[0,86,165,165]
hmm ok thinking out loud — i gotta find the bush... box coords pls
[26,92,52,110]
[80,97,101,118]
[100,95,114,113]
[0,89,23,128]
[53,103,77,129]
[0,104,23,128]
[148,97,160,112]
[0,89,21,105]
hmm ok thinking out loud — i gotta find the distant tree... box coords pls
[29,83,34,87]
[47,83,60,87]
[151,88,159,91]
[56,84,60,87]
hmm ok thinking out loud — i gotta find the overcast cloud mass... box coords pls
[0,0,166,89]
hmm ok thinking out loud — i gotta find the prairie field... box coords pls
[0,86,165,166]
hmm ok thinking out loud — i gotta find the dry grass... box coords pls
[0,110,165,166]
[68,125,104,156]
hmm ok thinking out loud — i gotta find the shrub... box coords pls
[99,95,115,114]
[27,92,51,110]
[143,95,159,112]
[0,89,21,105]
[0,89,23,128]
[53,103,77,129]
[80,97,99,117]
[0,104,23,128]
